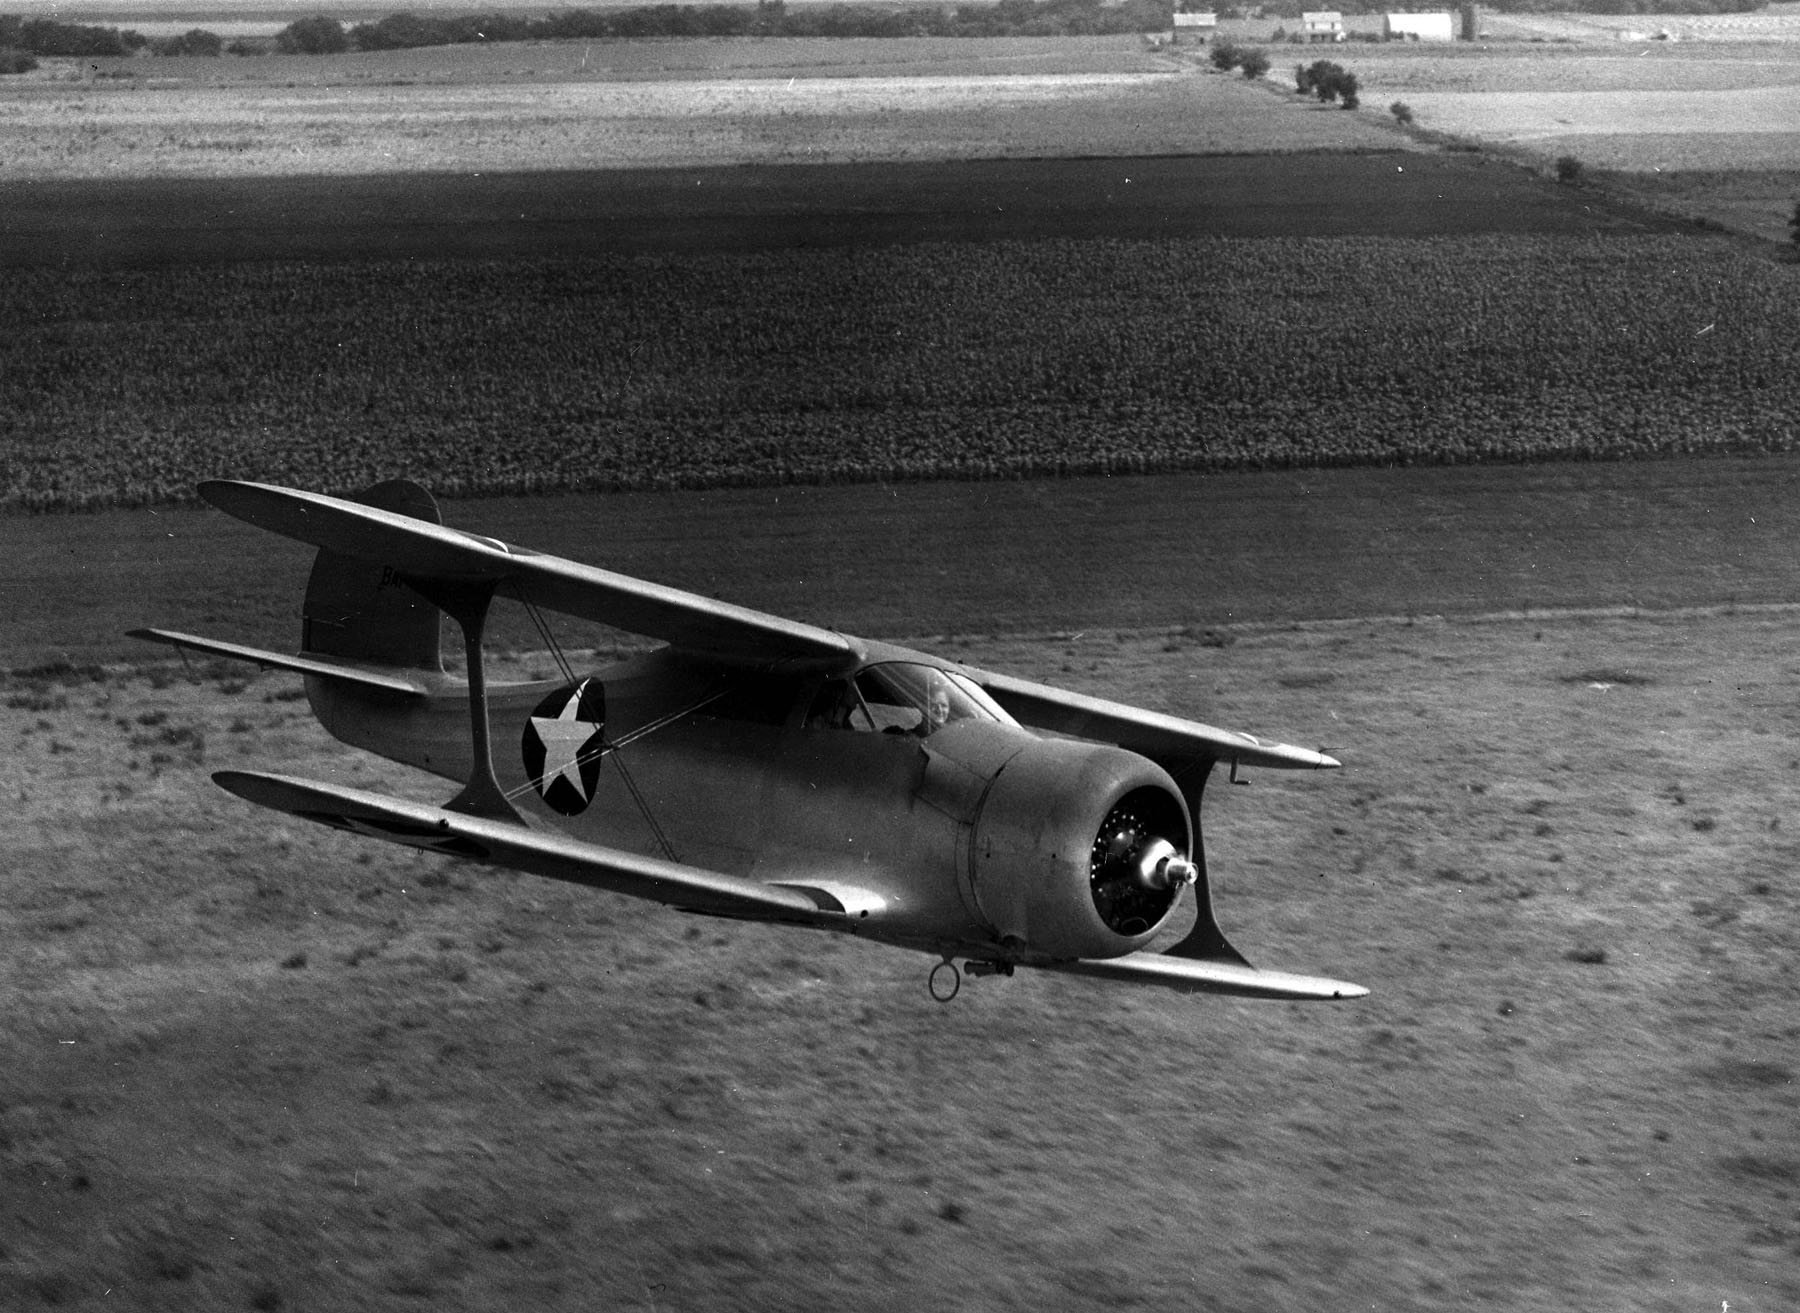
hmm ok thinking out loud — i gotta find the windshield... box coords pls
[808,662,1014,738]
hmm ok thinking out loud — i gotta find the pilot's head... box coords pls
[925,676,952,731]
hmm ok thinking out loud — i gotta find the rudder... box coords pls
[301,479,444,671]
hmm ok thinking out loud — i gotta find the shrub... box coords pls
[1390,100,1413,124]
[1556,155,1585,183]
[1239,48,1271,79]
[1209,39,1244,71]
[0,47,37,73]
[1789,199,1799,250]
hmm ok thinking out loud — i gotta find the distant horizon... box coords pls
[8,0,671,18]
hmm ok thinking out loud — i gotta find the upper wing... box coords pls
[966,666,1339,771]
[214,770,850,925]
[200,480,857,671]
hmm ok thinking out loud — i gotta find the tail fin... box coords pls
[301,479,444,672]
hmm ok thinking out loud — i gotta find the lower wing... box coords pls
[1039,952,1367,1001]
[213,770,842,925]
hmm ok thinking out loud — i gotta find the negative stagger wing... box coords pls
[133,478,1364,1004]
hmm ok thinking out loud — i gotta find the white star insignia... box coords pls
[530,688,603,803]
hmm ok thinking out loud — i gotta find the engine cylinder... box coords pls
[968,739,1192,959]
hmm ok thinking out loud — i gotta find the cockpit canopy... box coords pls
[809,662,1015,738]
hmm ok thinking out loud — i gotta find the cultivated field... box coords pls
[1,41,1399,179]
[1278,34,1800,239]
[5,227,1794,512]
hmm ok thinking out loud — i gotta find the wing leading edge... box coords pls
[213,770,842,925]
[1040,952,1367,1001]
[199,480,857,671]
[967,666,1340,771]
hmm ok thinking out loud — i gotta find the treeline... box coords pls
[0,0,1772,67]
[0,14,236,57]
[286,0,1174,52]
[0,1,1175,62]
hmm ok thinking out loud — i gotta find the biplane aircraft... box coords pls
[133,480,1366,1003]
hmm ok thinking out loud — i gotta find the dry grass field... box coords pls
[5,542,1800,1312]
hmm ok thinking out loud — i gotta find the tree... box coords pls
[1390,101,1413,124]
[1209,39,1244,71]
[275,16,349,55]
[153,28,223,56]
[1239,48,1271,79]
[1303,60,1356,106]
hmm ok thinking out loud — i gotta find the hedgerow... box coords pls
[2,235,1797,511]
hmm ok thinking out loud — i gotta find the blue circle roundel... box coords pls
[521,679,607,816]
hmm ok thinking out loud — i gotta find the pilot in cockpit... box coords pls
[921,673,953,736]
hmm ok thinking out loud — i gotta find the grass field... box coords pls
[5,473,1800,1311]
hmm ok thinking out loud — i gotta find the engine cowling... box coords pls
[967,738,1194,960]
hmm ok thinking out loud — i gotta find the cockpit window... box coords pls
[806,663,1012,738]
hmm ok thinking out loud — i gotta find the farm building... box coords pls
[1171,7,1217,41]
[1299,11,1346,41]
[1383,11,1454,40]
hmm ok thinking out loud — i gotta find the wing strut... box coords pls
[412,578,522,823]
[1163,759,1254,967]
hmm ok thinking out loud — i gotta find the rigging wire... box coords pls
[525,599,578,687]
[511,593,727,864]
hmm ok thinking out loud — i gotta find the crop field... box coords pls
[67,34,1185,84]
[1481,4,1800,43]
[4,229,1795,512]
[0,48,1400,180]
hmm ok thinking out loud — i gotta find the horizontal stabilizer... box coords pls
[200,481,856,670]
[212,770,839,925]
[967,666,1339,771]
[1040,951,1366,1001]
[128,629,430,696]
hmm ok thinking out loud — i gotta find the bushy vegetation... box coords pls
[0,14,140,57]
[1210,41,1270,78]
[274,15,351,55]
[3,235,1797,512]
[1296,59,1359,108]
[0,45,37,73]
[149,28,223,57]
